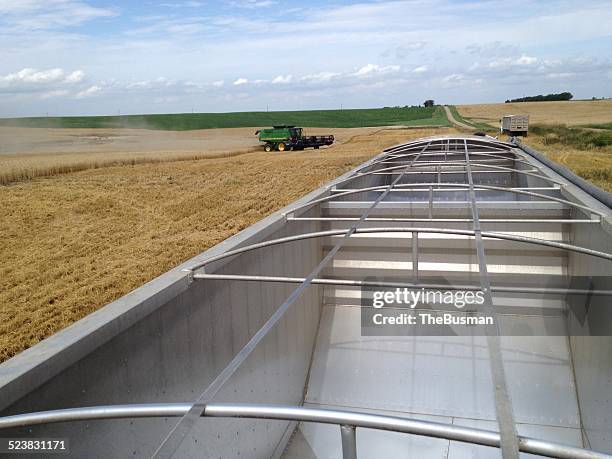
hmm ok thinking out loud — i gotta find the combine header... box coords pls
[255,125,334,151]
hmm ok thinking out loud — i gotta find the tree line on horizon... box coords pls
[505,92,573,103]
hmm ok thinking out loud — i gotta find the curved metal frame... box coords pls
[386,144,514,156]
[379,150,524,166]
[381,149,515,160]
[340,161,564,187]
[369,152,526,171]
[284,182,601,219]
[0,403,607,459]
[337,181,564,195]
[186,227,612,272]
[382,137,514,154]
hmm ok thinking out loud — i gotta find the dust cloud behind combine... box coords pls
[0,126,394,185]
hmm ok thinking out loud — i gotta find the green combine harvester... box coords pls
[255,126,334,152]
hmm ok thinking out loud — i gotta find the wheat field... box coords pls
[458,100,612,191]
[0,126,454,362]
[512,134,612,192]
[457,99,612,127]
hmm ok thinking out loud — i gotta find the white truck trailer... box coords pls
[501,114,529,136]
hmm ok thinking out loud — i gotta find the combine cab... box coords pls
[255,125,334,152]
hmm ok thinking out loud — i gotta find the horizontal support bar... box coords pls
[288,217,599,224]
[371,169,538,175]
[0,403,607,459]
[380,158,524,166]
[193,273,612,296]
[383,147,514,157]
[323,201,565,209]
[386,151,515,157]
[331,187,559,193]
[389,162,556,182]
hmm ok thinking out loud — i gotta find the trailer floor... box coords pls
[283,303,583,458]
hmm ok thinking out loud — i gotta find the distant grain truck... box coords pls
[500,114,529,136]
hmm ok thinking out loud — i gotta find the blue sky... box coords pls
[0,0,611,117]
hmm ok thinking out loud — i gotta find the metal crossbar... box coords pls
[463,138,519,458]
[379,151,525,165]
[192,273,612,296]
[332,186,560,192]
[1,404,609,459]
[287,217,600,224]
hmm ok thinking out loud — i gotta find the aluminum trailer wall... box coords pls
[567,206,612,452]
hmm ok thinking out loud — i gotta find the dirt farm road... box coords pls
[443,105,475,130]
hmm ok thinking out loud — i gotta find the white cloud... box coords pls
[299,71,341,83]
[160,1,204,7]
[125,77,172,90]
[153,95,179,104]
[2,67,65,84]
[76,85,102,98]
[64,70,85,83]
[0,0,115,31]
[516,55,537,66]
[443,74,464,83]
[126,80,152,89]
[466,41,519,57]
[212,80,224,87]
[440,73,465,88]
[41,89,70,99]
[233,77,248,85]
[381,42,426,59]
[399,41,426,53]
[546,72,574,79]
[232,0,277,8]
[271,74,292,84]
[412,65,428,73]
[353,64,400,77]
[488,55,538,69]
